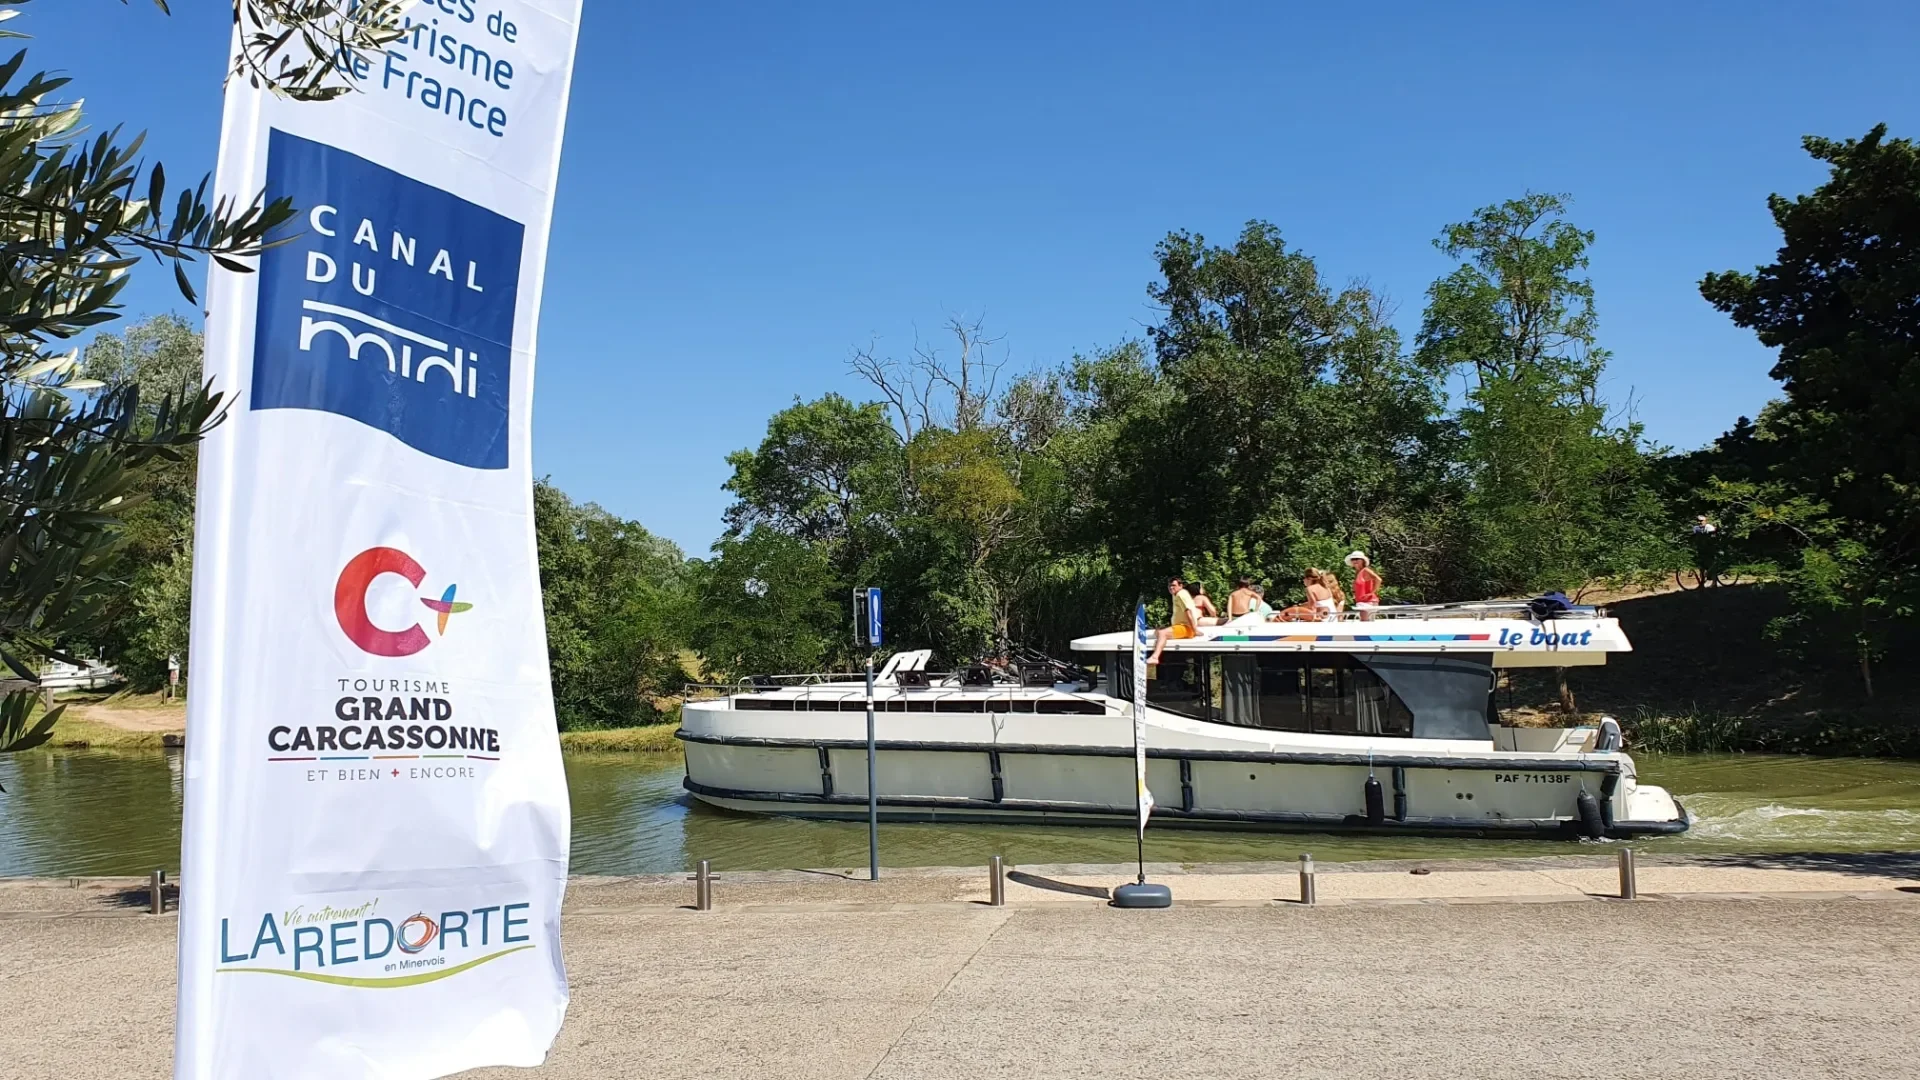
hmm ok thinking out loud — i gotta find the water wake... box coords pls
[1681,794,1920,847]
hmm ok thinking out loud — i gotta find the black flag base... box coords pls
[1111,881,1173,908]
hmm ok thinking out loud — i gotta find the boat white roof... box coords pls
[1072,612,1629,667]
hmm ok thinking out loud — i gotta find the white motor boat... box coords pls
[677,603,1690,840]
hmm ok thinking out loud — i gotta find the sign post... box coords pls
[175,6,582,1076]
[853,588,882,880]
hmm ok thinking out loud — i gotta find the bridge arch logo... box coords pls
[334,547,473,657]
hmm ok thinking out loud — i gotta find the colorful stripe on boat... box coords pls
[1211,633,1495,643]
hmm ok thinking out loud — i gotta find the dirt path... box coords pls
[64,700,185,733]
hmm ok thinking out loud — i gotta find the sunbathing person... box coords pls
[1317,569,1347,618]
[1304,570,1336,618]
[1262,576,1323,622]
[1191,582,1222,625]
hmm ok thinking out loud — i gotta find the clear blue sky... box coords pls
[32,1,1920,554]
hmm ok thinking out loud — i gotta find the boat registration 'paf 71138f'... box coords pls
[676,601,1689,840]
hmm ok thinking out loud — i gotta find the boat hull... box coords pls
[677,701,1689,841]
[682,778,1687,839]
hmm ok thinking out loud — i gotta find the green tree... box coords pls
[704,208,1700,676]
[850,319,1100,659]
[1171,228,1430,569]
[720,393,899,552]
[1655,405,1797,588]
[689,528,844,679]
[81,314,205,688]
[709,393,899,668]
[1068,222,1453,603]
[534,480,691,730]
[1417,194,1678,599]
[714,319,1100,667]
[1699,125,1920,695]
[126,548,193,689]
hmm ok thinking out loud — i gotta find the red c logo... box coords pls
[334,547,432,657]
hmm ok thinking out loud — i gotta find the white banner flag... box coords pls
[176,5,583,1077]
[1132,604,1154,836]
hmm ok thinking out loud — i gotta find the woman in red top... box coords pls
[1347,551,1382,620]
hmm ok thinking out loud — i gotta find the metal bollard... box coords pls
[1298,853,1316,907]
[988,855,1005,907]
[694,859,713,911]
[1618,846,1637,900]
[149,869,166,915]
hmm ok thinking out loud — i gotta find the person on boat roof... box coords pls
[1146,576,1201,664]
[1190,582,1222,625]
[1227,577,1259,619]
[1249,584,1274,619]
[1304,569,1341,620]
[1347,550,1382,620]
[1267,572,1326,623]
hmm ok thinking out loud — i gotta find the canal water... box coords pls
[3,750,1918,877]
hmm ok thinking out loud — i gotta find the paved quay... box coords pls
[4,854,1919,1079]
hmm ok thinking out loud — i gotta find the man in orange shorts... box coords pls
[1146,576,1201,665]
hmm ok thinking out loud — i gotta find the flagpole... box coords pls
[1131,601,1149,885]
[1113,601,1171,908]
[1134,687,1147,887]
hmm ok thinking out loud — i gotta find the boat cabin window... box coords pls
[1146,652,1413,737]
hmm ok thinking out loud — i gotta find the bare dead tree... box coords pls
[848,340,926,444]
[846,316,1068,649]
[849,315,1009,438]
[914,316,1005,432]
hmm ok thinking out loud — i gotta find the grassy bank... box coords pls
[32,689,183,750]
[30,689,683,756]
[42,713,175,750]
[558,725,682,754]
[1623,707,1920,757]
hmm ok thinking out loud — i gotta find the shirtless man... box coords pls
[1145,577,1201,665]
[1227,576,1259,619]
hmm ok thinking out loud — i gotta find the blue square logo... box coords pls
[251,129,523,469]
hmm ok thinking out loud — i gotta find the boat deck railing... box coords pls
[684,670,1118,699]
[685,671,962,695]
[686,600,1606,696]
[1340,599,1605,621]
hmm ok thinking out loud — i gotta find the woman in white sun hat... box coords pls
[1346,550,1381,620]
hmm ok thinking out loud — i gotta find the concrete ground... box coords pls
[5,856,1919,1079]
